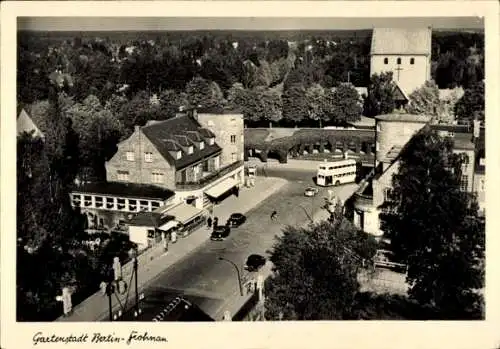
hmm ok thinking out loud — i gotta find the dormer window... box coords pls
[208,137,215,145]
[188,146,194,154]
[176,151,182,159]
[199,141,205,150]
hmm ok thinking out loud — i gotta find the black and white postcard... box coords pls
[1,1,499,349]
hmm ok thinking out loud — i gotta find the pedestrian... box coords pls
[162,232,168,252]
[270,210,278,221]
[213,217,219,228]
[171,230,177,244]
[207,216,213,228]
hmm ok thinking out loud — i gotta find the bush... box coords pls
[259,151,268,162]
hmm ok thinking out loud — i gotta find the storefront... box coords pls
[164,203,206,237]
[204,177,240,204]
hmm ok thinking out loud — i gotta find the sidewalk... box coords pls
[57,177,287,322]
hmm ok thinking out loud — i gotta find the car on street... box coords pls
[227,213,247,227]
[210,225,231,241]
[244,254,266,272]
[304,187,319,197]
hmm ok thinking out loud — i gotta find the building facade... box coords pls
[70,111,245,245]
[353,113,479,237]
[370,27,432,98]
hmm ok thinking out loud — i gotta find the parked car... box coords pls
[227,213,247,227]
[210,225,231,241]
[304,187,319,197]
[244,254,266,272]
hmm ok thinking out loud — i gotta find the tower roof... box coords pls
[371,27,432,56]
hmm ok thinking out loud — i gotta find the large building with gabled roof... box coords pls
[70,110,245,247]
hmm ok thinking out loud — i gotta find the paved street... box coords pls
[131,172,359,319]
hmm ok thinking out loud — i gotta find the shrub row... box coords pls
[245,128,376,164]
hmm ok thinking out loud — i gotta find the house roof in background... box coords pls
[17,109,44,138]
[72,182,175,201]
[141,115,222,170]
[371,27,432,56]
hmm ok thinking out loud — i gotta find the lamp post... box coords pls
[218,257,243,296]
[132,247,140,317]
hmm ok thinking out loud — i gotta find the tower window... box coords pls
[397,57,401,65]
[410,57,415,65]
[383,58,388,64]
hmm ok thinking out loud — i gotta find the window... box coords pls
[176,151,182,159]
[126,151,135,161]
[188,146,194,154]
[232,153,237,162]
[117,170,129,181]
[384,57,388,64]
[480,179,485,191]
[152,171,164,183]
[384,188,395,202]
[460,175,469,192]
[410,57,415,65]
[208,137,215,145]
[144,152,153,162]
[397,57,401,65]
[230,135,236,144]
[199,141,205,150]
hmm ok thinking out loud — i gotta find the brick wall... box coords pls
[105,127,175,189]
[197,113,244,167]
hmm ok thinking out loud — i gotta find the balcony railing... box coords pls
[175,160,244,190]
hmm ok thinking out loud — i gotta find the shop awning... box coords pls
[159,220,179,231]
[205,177,239,199]
[165,203,204,225]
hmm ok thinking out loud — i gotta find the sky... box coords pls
[18,17,484,32]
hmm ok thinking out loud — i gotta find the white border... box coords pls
[2,2,499,349]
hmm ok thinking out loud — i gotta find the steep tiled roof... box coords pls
[371,27,432,56]
[141,115,221,170]
[198,128,216,138]
[185,130,204,142]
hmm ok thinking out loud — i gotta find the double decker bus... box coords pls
[316,159,357,187]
